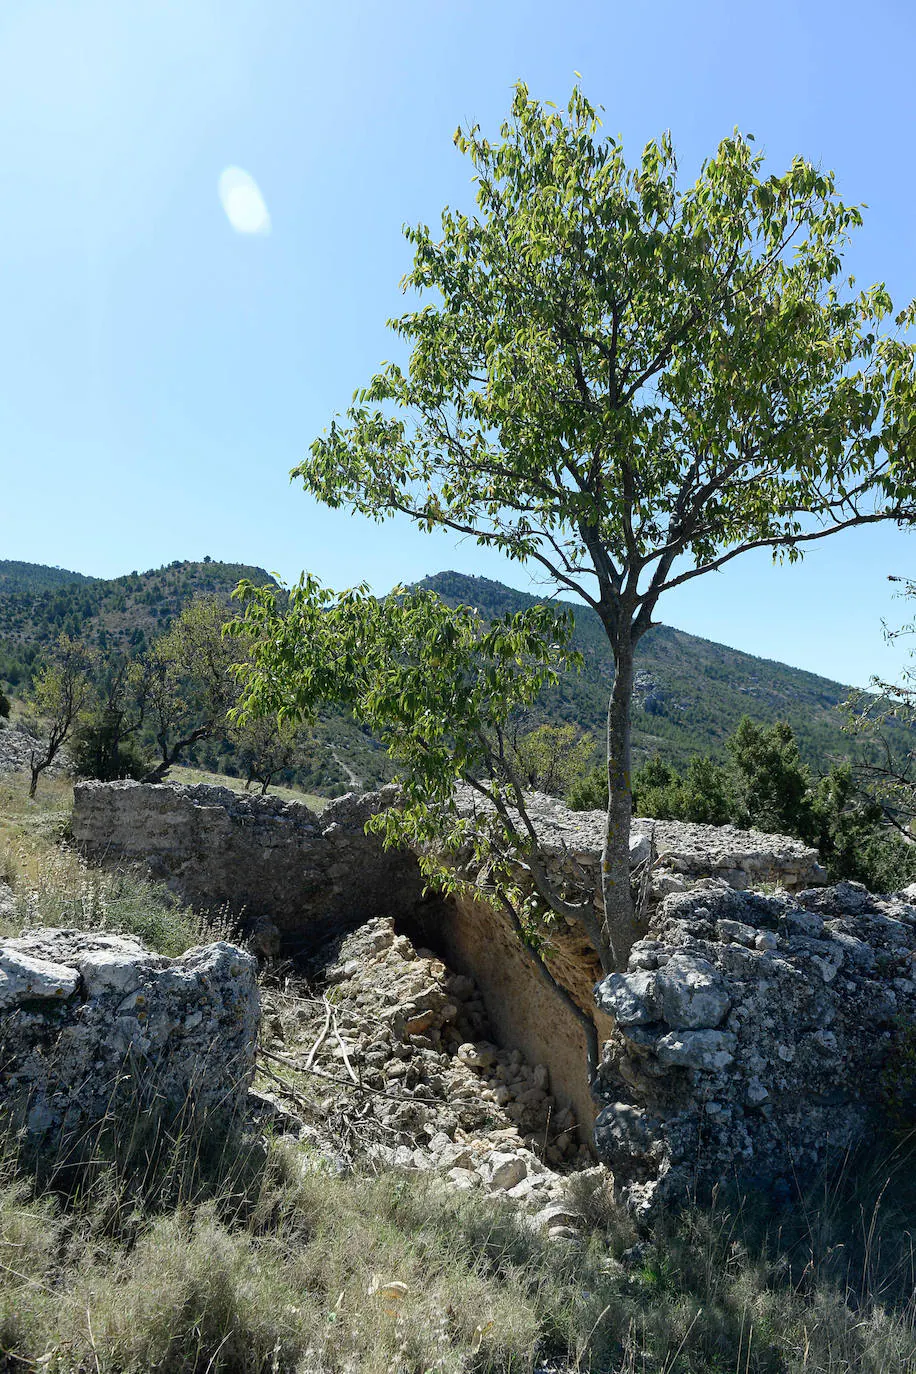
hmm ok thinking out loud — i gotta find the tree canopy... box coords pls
[253,82,916,967]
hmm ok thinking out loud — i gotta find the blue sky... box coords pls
[1,0,915,687]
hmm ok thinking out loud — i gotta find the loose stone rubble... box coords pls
[594,879,916,1217]
[0,723,68,777]
[259,915,597,1233]
[0,928,259,1142]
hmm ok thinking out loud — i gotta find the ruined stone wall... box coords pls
[594,880,916,1216]
[410,794,828,1142]
[72,781,835,1174]
[453,785,827,904]
[72,780,428,945]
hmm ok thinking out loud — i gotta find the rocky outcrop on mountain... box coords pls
[0,928,258,1144]
[593,879,916,1216]
[0,723,68,777]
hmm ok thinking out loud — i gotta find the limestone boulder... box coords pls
[0,928,259,1142]
[594,881,916,1217]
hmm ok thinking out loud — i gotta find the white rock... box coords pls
[0,949,80,1007]
[481,1151,527,1191]
[655,1029,737,1072]
[447,1167,478,1191]
[534,1201,581,1232]
[629,833,652,867]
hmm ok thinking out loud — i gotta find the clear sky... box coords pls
[1,0,915,688]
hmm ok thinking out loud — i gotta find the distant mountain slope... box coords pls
[0,559,895,785]
[0,559,389,796]
[419,571,877,769]
[0,560,99,593]
[0,559,273,671]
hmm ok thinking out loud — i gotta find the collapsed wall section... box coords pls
[425,790,830,1143]
[77,780,874,1212]
[407,893,615,1139]
[0,928,258,1143]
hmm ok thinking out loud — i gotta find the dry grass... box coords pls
[0,767,73,885]
[169,763,329,811]
[0,768,233,953]
[5,1116,916,1373]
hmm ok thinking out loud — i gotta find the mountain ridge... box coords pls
[418,570,867,769]
[0,557,889,776]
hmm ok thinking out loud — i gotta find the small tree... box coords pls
[234,578,610,1074]
[512,723,596,796]
[139,596,243,782]
[726,718,817,839]
[228,713,302,794]
[845,577,916,830]
[291,84,916,968]
[71,655,150,782]
[25,636,94,797]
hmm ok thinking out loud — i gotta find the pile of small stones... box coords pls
[0,725,68,778]
[260,915,601,1236]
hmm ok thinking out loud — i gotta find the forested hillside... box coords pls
[0,558,896,789]
[0,559,271,687]
[420,571,883,770]
[0,559,392,795]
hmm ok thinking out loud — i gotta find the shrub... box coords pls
[568,719,916,894]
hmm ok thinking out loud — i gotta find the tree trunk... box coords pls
[600,640,640,970]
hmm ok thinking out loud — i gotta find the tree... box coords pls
[511,722,596,796]
[845,576,916,829]
[235,578,614,1076]
[726,718,817,840]
[70,655,150,782]
[275,83,916,968]
[25,635,94,797]
[569,750,732,825]
[228,713,302,794]
[139,596,243,783]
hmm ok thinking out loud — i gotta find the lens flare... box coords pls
[218,167,271,235]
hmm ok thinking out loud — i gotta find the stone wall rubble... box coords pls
[70,778,910,1217]
[594,879,916,1215]
[260,914,594,1235]
[0,928,259,1142]
[454,783,828,905]
[0,723,68,778]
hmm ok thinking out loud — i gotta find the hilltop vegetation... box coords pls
[0,558,272,687]
[0,561,392,795]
